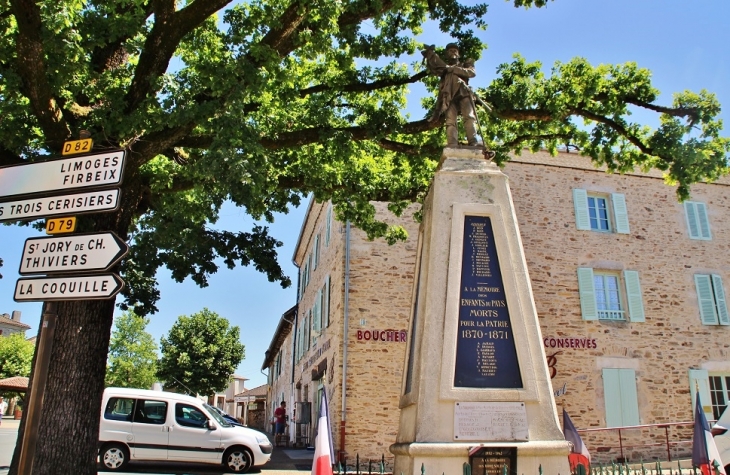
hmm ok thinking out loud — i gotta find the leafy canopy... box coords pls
[157,308,244,396]
[0,333,34,398]
[105,311,159,390]
[0,0,727,316]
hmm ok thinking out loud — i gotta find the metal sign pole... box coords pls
[17,301,58,475]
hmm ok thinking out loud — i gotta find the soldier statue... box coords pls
[422,43,480,147]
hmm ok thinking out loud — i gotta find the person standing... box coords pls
[0,397,7,426]
[274,401,287,435]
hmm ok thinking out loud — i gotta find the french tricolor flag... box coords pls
[311,389,335,475]
[563,409,591,472]
[692,396,726,475]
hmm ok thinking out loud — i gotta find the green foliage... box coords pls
[157,308,244,396]
[105,311,159,390]
[0,0,726,316]
[0,333,34,397]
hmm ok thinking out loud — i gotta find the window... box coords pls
[577,268,644,322]
[313,234,320,269]
[323,275,331,328]
[573,189,630,234]
[694,274,730,326]
[313,288,322,334]
[689,369,726,421]
[104,397,134,422]
[685,201,712,240]
[325,205,332,247]
[134,399,168,425]
[603,368,640,427]
[175,403,209,429]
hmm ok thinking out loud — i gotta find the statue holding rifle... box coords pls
[422,43,481,147]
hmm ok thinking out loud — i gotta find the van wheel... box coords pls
[100,443,129,471]
[224,446,253,473]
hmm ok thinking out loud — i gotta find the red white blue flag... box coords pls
[563,409,591,472]
[311,389,334,475]
[692,396,726,475]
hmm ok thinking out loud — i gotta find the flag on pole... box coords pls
[563,409,591,472]
[692,396,727,475]
[311,389,334,475]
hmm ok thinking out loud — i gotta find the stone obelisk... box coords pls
[391,147,570,475]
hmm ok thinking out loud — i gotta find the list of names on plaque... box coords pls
[453,215,523,388]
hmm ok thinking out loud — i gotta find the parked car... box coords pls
[713,406,730,472]
[210,405,245,427]
[98,387,272,473]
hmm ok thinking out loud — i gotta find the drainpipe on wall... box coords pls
[340,221,351,463]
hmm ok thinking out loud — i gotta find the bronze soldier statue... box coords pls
[422,43,480,147]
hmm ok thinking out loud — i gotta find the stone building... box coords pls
[263,150,730,464]
[0,311,31,337]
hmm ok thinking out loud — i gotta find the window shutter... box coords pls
[697,203,712,239]
[577,268,598,320]
[711,274,729,325]
[603,369,623,427]
[573,189,591,230]
[324,275,331,327]
[313,289,322,333]
[623,270,645,322]
[695,274,720,325]
[325,206,332,247]
[689,369,714,420]
[612,193,630,234]
[313,234,320,269]
[618,369,640,426]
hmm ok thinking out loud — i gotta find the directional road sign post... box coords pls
[19,232,129,275]
[0,150,125,200]
[14,274,125,302]
[0,188,121,222]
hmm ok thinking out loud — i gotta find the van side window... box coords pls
[104,397,134,422]
[175,403,209,429]
[133,399,168,425]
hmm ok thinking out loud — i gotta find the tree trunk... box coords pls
[9,159,144,475]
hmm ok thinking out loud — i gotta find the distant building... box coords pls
[234,384,269,431]
[207,375,247,418]
[263,150,730,463]
[0,311,31,337]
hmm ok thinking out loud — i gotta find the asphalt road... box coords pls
[0,420,310,475]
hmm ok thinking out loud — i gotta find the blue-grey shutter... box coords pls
[313,234,320,269]
[313,289,322,333]
[711,274,729,325]
[324,275,331,327]
[325,206,332,246]
[697,203,712,239]
[577,268,598,320]
[612,193,630,234]
[618,369,640,426]
[603,369,623,427]
[695,274,719,325]
[689,369,714,420]
[623,270,645,322]
[685,202,712,240]
[573,189,591,230]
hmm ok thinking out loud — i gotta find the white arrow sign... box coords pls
[19,232,129,275]
[0,150,125,200]
[0,189,121,222]
[14,274,124,302]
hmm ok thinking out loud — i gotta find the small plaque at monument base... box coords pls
[454,402,528,441]
[469,447,517,475]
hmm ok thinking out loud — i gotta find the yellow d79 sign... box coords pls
[62,138,93,155]
[46,217,77,234]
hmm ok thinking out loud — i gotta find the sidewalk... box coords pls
[0,423,312,475]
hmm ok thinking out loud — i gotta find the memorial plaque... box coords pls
[469,447,517,475]
[453,215,523,388]
[454,402,528,441]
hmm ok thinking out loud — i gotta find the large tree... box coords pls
[157,308,244,396]
[0,0,727,473]
[105,311,158,389]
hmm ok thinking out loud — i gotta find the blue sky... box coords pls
[1,0,728,390]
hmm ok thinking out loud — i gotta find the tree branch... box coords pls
[299,70,429,98]
[572,107,654,155]
[90,2,155,74]
[10,0,70,150]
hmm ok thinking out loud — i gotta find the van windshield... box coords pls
[203,403,232,428]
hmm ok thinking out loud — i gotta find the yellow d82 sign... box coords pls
[62,138,93,155]
[45,217,77,234]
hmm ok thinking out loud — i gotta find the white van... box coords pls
[98,387,272,473]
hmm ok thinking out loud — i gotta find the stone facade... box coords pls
[264,149,730,465]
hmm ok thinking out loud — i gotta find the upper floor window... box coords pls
[684,201,712,240]
[573,189,630,234]
[577,268,644,322]
[313,234,320,269]
[325,205,332,247]
[694,274,729,326]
